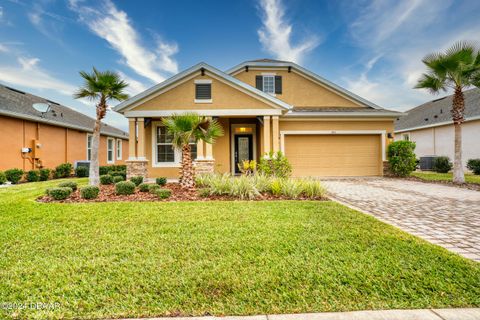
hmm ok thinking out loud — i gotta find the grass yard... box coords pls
[0,179,479,319]
[411,171,480,185]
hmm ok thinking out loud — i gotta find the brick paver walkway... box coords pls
[322,178,480,262]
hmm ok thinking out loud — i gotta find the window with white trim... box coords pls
[262,75,275,94]
[116,139,122,160]
[107,138,114,163]
[155,125,198,165]
[87,134,93,161]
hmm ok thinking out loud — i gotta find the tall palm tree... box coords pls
[415,41,480,184]
[74,68,129,186]
[162,113,223,188]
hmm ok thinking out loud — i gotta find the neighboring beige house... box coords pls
[0,84,129,171]
[113,59,401,178]
[395,88,480,168]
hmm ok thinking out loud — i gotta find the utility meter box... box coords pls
[32,139,42,159]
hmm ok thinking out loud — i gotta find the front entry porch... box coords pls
[125,115,281,179]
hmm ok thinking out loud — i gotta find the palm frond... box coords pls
[414,73,446,93]
[74,67,129,104]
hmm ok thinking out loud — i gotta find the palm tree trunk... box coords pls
[452,87,465,184]
[180,144,194,189]
[89,96,107,186]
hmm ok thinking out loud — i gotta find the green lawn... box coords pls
[411,171,480,184]
[0,180,479,319]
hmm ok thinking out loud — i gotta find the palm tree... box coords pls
[74,68,129,186]
[162,113,223,188]
[415,41,480,184]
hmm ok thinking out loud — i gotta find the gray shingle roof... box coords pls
[395,88,480,132]
[0,84,128,139]
[292,107,401,113]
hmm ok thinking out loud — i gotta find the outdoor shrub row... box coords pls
[432,156,453,173]
[99,165,127,175]
[115,181,136,195]
[130,176,143,186]
[47,187,73,200]
[75,166,89,177]
[467,159,480,175]
[80,186,99,199]
[195,173,326,200]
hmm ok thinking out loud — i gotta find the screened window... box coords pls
[262,75,275,94]
[195,83,211,100]
[156,126,175,163]
[116,139,122,160]
[107,138,114,163]
[87,134,93,161]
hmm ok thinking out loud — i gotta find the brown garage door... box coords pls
[284,134,382,177]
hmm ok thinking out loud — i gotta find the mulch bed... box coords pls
[37,183,327,203]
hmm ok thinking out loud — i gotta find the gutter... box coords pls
[0,109,128,139]
[394,115,480,133]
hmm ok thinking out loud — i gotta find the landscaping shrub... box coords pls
[156,188,172,199]
[149,184,160,193]
[58,181,78,191]
[156,177,167,186]
[0,171,6,184]
[100,174,113,185]
[115,181,136,195]
[54,163,73,178]
[269,178,282,196]
[467,159,480,175]
[279,179,303,199]
[80,186,99,199]
[230,175,260,199]
[113,175,124,183]
[110,171,126,180]
[195,174,214,188]
[75,166,89,177]
[26,170,39,182]
[39,168,51,181]
[5,168,24,184]
[387,141,417,177]
[432,156,452,173]
[99,166,111,175]
[258,151,292,178]
[238,159,257,175]
[48,187,72,200]
[138,183,151,192]
[130,176,143,186]
[301,179,326,199]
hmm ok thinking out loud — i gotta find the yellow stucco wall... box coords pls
[233,69,363,108]
[132,74,278,111]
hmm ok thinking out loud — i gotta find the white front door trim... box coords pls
[230,124,257,174]
[280,130,386,161]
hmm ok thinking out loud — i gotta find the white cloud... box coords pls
[0,56,76,95]
[69,0,178,83]
[117,71,148,97]
[0,43,9,53]
[257,0,320,64]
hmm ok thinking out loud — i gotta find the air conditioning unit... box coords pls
[74,161,90,170]
[419,156,437,171]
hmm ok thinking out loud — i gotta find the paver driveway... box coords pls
[323,178,480,262]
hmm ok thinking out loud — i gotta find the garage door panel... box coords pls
[284,135,381,177]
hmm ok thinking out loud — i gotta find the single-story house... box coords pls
[113,59,401,178]
[0,84,129,171]
[394,88,480,168]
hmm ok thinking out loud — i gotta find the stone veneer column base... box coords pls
[194,159,215,174]
[383,161,392,176]
[126,159,149,179]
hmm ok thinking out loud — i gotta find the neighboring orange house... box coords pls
[0,84,129,171]
[114,59,402,178]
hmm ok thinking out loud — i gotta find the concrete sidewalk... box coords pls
[120,308,480,320]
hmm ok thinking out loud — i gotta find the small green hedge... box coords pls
[5,168,24,184]
[100,174,113,185]
[156,177,167,186]
[39,168,50,181]
[467,159,480,175]
[130,176,143,186]
[148,184,160,193]
[156,188,172,199]
[115,181,136,195]
[113,175,124,183]
[432,156,452,173]
[48,187,72,200]
[80,186,99,199]
[58,181,78,191]
[0,171,6,185]
[387,141,417,177]
[26,170,39,182]
[138,183,151,192]
[54,163,72,178]
[75,166,89,177]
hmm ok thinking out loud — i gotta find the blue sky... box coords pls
[1,0,479,131]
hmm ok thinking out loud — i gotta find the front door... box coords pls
[234,134,253,174]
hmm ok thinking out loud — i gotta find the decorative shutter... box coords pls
[255,76,263,91]
[195,84,211,99]
[275,76,282,94]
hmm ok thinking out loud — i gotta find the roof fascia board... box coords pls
[0,109,128,139]
[285,111,404,118]
[395,115,480,133]
[124,109,283,117]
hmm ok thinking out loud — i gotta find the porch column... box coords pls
[128,118,136,160]
[196,140,205,160]
[272,116,279,152]
[136,118,146,160]
[263,116,271,154]
[205,140,213,160]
